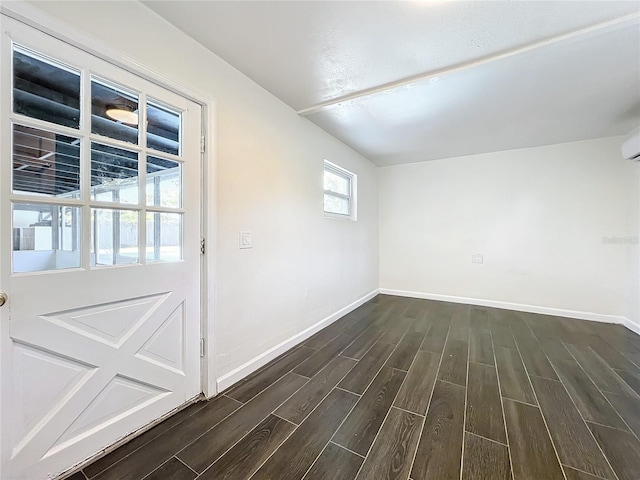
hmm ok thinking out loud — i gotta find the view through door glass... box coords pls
[11,49,185,271]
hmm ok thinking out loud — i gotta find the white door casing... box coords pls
[1,16,202,480]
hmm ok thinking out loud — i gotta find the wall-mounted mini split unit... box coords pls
[622,127,640,161]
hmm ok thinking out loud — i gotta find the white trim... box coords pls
[623,318,640,336]
[216,289,379,392]
[0,0,219,405]
[379,288,628,326]
[202,103,218,398]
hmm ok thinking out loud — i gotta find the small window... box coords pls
[324,160,356,219]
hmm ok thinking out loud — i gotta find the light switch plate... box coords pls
[239,232,252,249]
[471,253,484,264]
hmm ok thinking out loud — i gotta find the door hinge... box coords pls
[200,238,205,255]
[200,135,206,154]
[200,338,205,357]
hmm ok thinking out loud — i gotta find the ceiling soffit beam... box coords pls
[296,12,640,117]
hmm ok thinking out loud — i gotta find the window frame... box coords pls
[323,160,357,221]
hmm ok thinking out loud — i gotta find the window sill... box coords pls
[324,212,357,221]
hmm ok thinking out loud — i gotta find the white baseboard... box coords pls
[216,289,380,392]
[379,288,628,326]
[623,317,640,336]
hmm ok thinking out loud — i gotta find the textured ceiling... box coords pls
[144,1,640,165]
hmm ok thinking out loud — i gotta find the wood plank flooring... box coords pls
[69,295,640,480]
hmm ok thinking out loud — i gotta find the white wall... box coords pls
[629,166,640,329]
[380,137,639,325]
[26,1,378,384]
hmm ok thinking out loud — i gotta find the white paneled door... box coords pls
[1,17,203,479]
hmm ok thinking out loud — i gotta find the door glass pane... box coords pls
[12,203,81,273]
[324,170,350,195]
[91,208,139,266]
[146,212,182,262]
[147,100,180,155]
[324,194,350,215]
[146,156,182,208]
[13,47,80,129]
[13,125,81,198]
[91,143,139,204]
[91,79,139,144]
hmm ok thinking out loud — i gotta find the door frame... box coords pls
[0,3,218,475]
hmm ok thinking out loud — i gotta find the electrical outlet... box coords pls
[471,254,484,264]
[239,232,252,249]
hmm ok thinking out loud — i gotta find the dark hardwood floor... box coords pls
[67,295,640,480]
